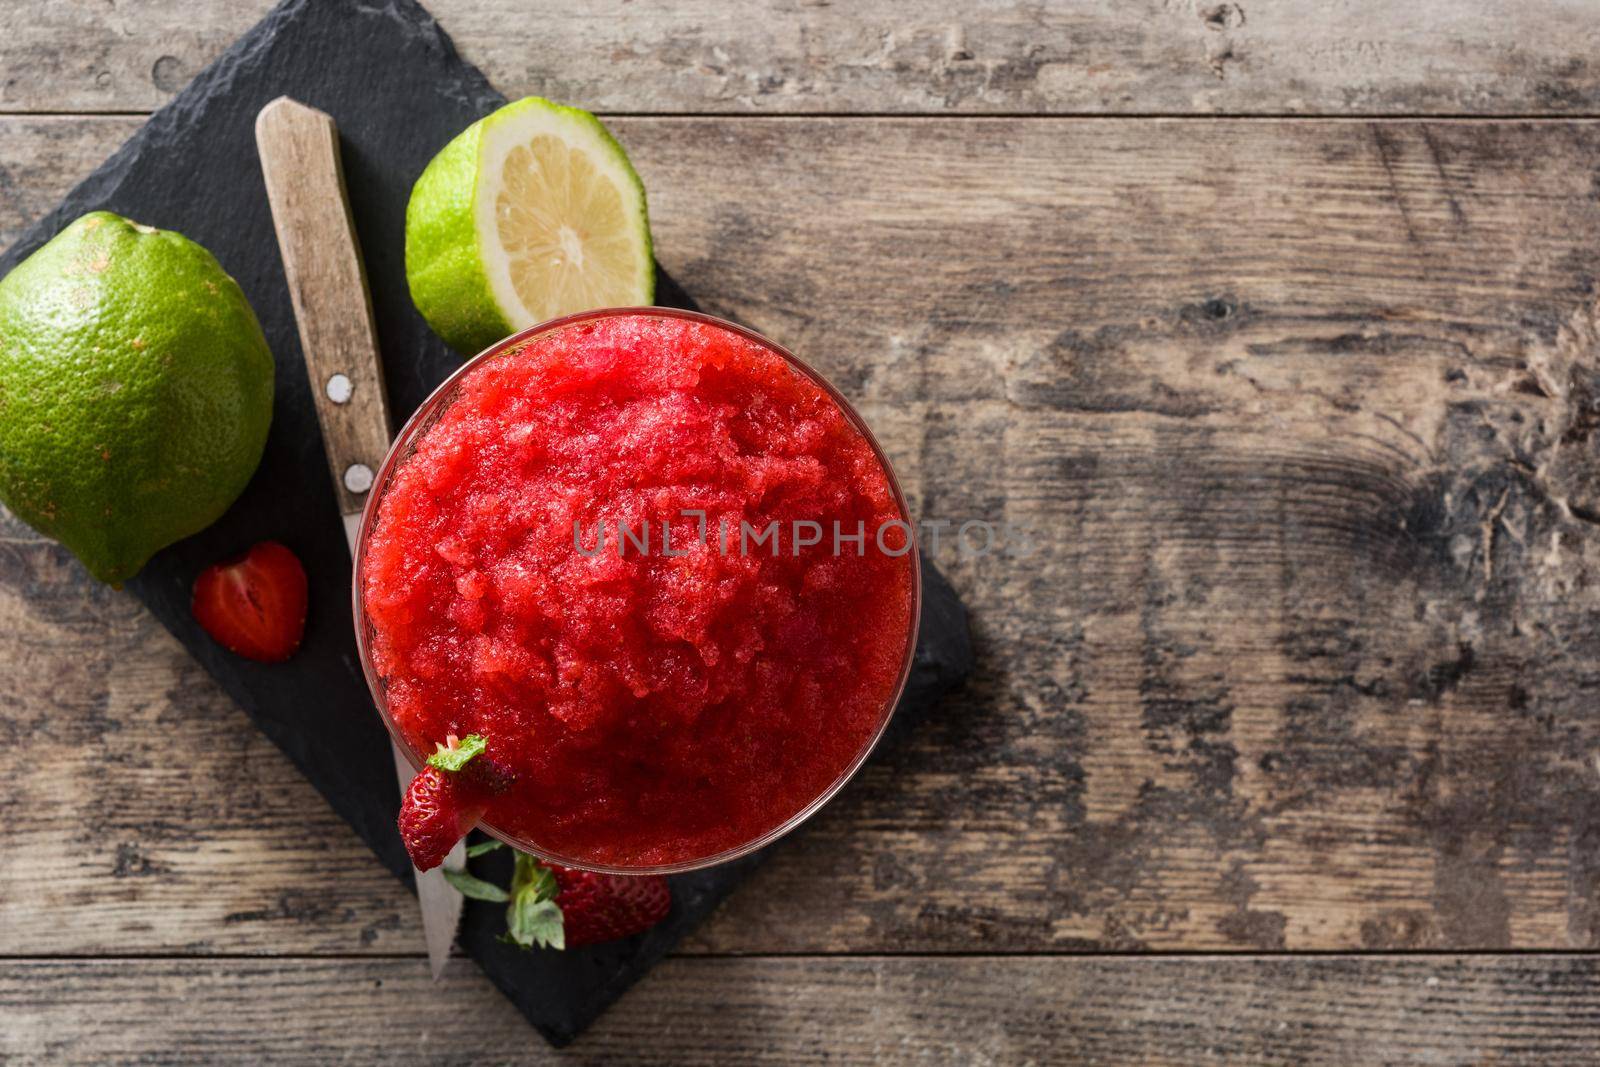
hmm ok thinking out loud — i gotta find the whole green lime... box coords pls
[0,211,274,585]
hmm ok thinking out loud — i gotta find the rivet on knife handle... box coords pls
[254,96,393,524]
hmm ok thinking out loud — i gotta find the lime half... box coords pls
[406,97,654,355]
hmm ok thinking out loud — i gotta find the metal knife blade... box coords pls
[255,95,464,980]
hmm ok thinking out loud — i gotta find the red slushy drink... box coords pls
[360,310,917,870]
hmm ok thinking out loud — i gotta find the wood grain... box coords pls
[0,536,426,955]
[5,955,1600,1065]
[649,115,1600,953]
[6,0,1600,117]
[5,115,1600,962]
[0,117,141,251]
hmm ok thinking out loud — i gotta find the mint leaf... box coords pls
[427,733,487,772]
[441,867,510,903]
[466,840,504,858]
[506,892,564,950]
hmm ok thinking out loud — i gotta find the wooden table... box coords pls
[7,2,1600,1062]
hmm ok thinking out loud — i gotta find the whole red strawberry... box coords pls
[550,866,671,947]
[191,540,307,662]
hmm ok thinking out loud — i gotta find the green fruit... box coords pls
[406,96,654,355]
[0,211,274,585]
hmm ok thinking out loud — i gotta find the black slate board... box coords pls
[0,0,973,1046]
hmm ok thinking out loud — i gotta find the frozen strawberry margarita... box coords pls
[358,310,917,870]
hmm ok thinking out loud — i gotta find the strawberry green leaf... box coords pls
[510,850,559,903]
[466,840,505,858]
[427,733,487,772]
[441,867,510,903]
[505,891,564,950]
[503,852,565,950]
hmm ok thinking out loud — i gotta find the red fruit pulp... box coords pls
[360,312,915,867]
[192,540,308,663]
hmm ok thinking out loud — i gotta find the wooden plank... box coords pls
[0,533,426,954]
[7,1,1600,117]
[5,955,1600,1064]
[0,118,140,251]
[5,116,1600,956]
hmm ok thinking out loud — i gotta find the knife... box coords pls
[254,96,464,979]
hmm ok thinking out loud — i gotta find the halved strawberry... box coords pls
[399,764,487,871]
[550,866,671,947]
[191,541,308,663]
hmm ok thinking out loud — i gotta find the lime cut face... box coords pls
[406,97,654,355]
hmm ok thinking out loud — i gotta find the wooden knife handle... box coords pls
[255,96,393,535]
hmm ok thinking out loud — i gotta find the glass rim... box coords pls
[352,306,922,875]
